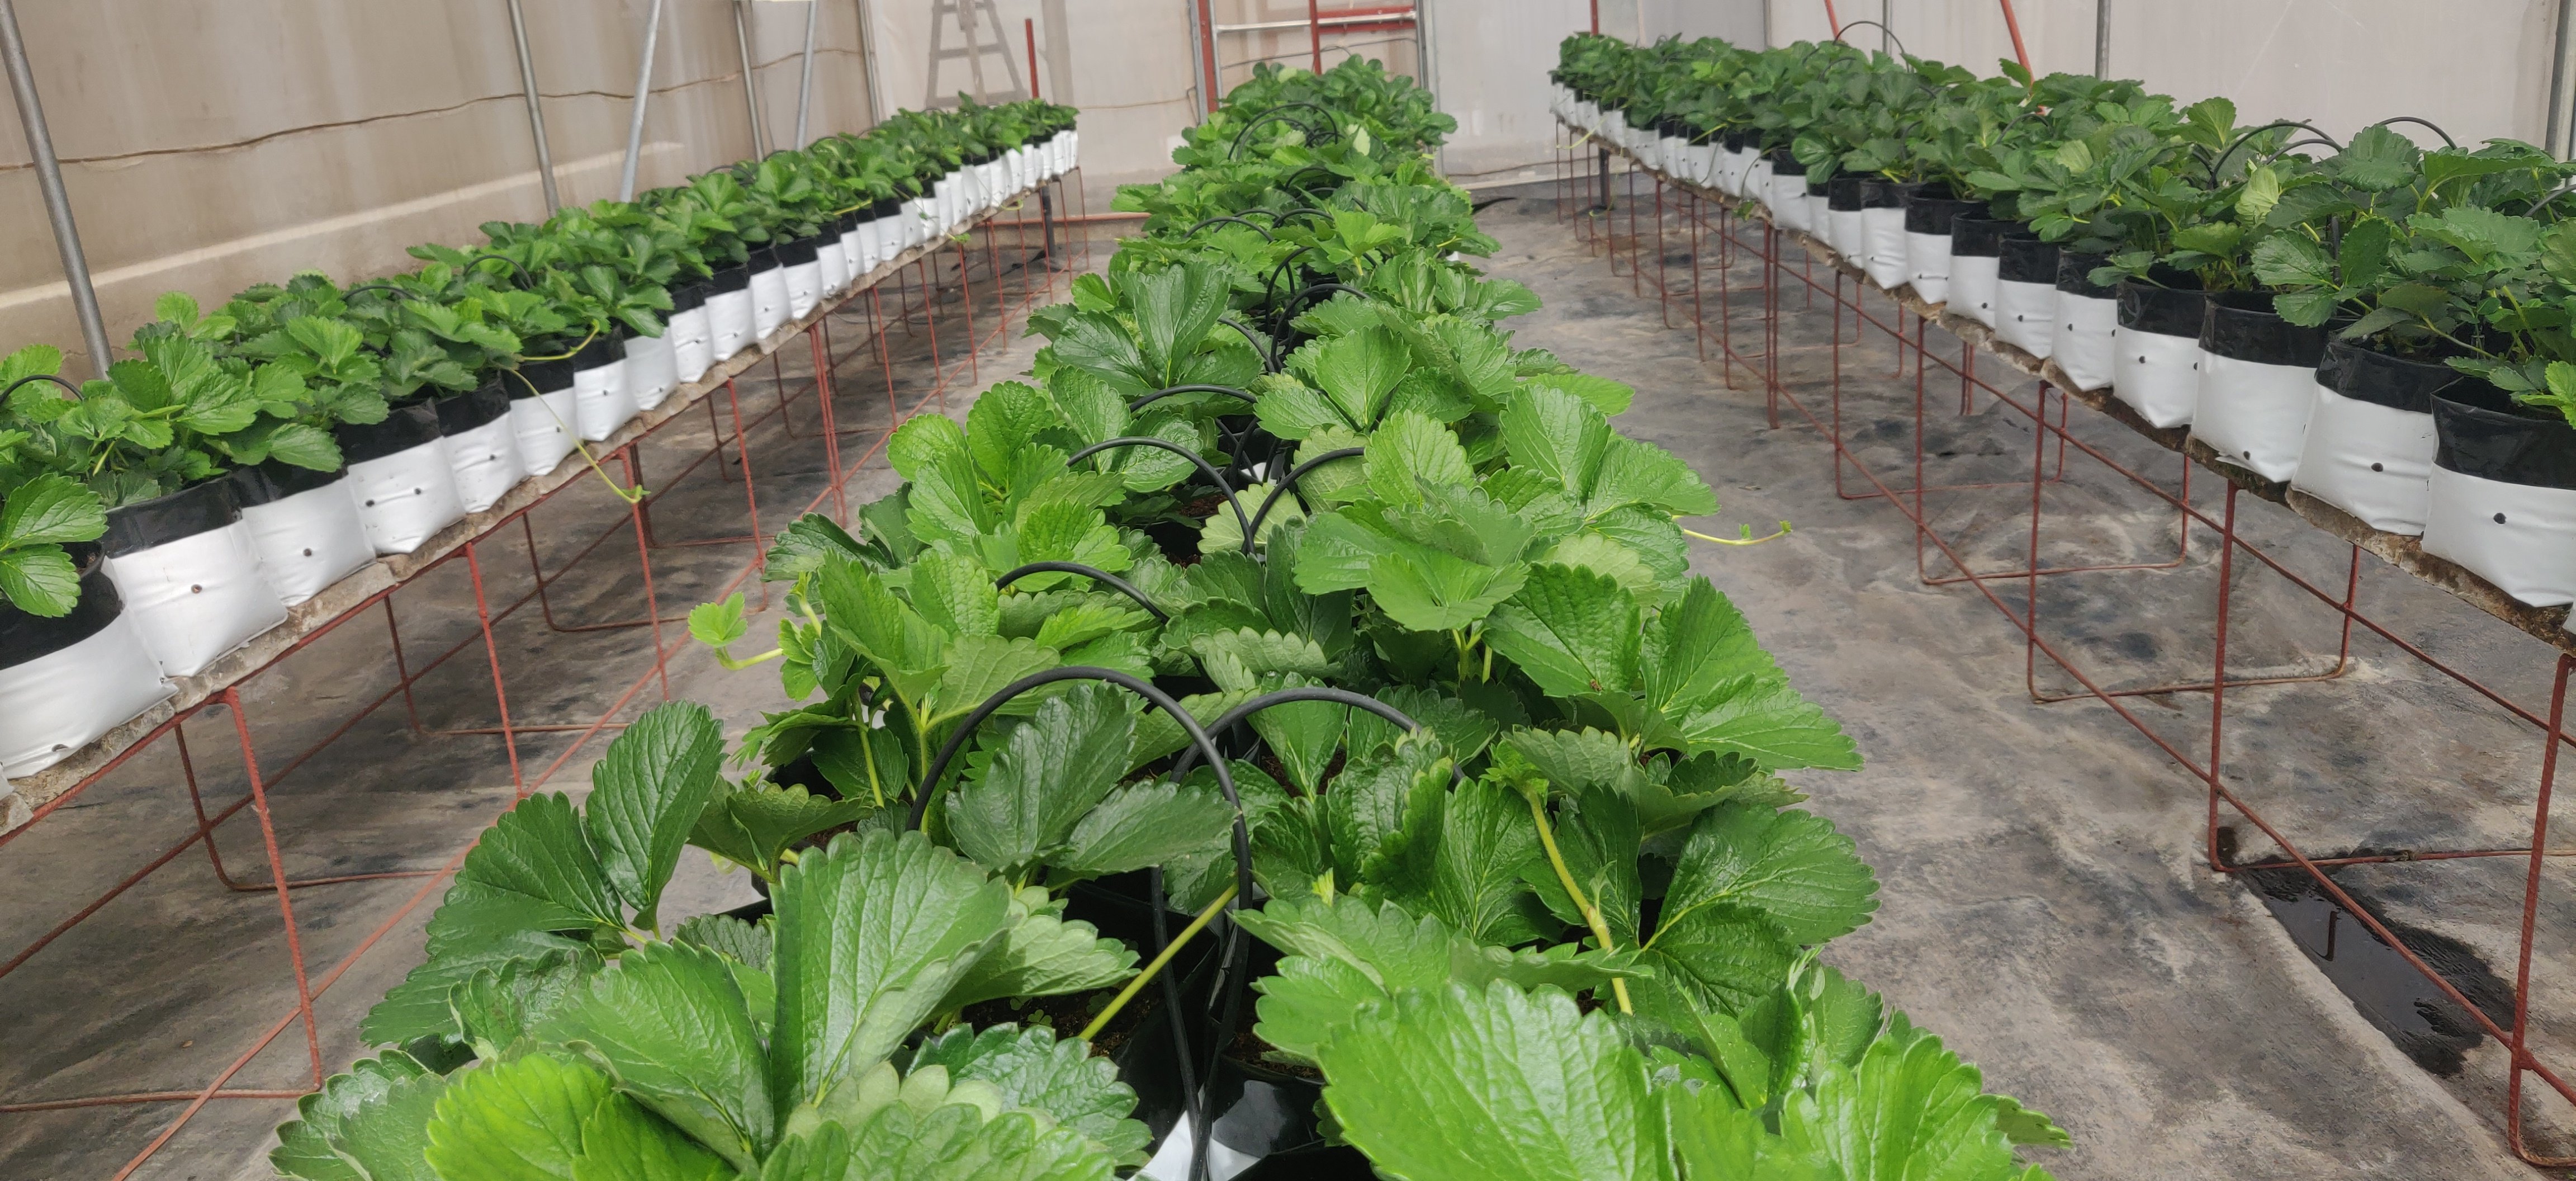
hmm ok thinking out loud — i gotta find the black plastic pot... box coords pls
[2200,290,2329,367]
[1903,189,1980,237]
[1805,176,1829,200]
[669,281,709,314]
[230,460,344,508]
[776,235,824,266]
[2114,277,2206,336]
[0,563,123,671]
[1767,152,1807,178]
[2433,383,2576,491]
[2054,251,2118,299]
[1856,178,1901,209]
[101,476,240,559]
[2318,339,2468,415]
[434,380,512,435]
[1948,214,2025,259]
[335,400,443,464]
[1826,174,1865,212]
[1998,235,2061,285]
[709,261,754,294]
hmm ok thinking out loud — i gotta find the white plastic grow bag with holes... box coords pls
[513,386,579,475]
[1827,208,1863,261]
[2051,291,2117,391]
[243,480,373,606]
[1862,209,1908,290]
[1806,193,1832,243]
[818,240,850,295]
[1993,279,2056,358]
[2111,327,2200,427]
[840,221,868,280]
[107,522,287,678]
[1685,143,1718,186]
[1765,172,1805,231]
[786,258,823,321]
[751,266,791,341]
[627,331,679,411]
[669,306,714,384]
[574,355,637,443]
[0,613,171,778]
[1952,254,2000,328]
[447,415,526,513]
[708,287,754,361]
[2191,353,2313,480]
[1740,157,1771,209]
[2293,385,2436,533]
[1906,232,1951,304]
[1660,136,1688,176]
[2422,466,2576,606]
[352,437,466,555]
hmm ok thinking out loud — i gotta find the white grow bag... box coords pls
[751,262,791,341]
[2052,285,2118,391]
[2110,282,2206,428]
[785,257,824,322]
[2191,294,2330,482]
[668,297,714,385]
[708,275,755,361]
[2420,391,2576,605]
[438,384,528,513]
[344,403,467,555]
[100,481,287,679]
[571,340,637,443]
[627,330,680,412]
[0,569,174,778]
[1861,207,1908,290]
[1993,239,2059,359]
[234,465,373,606]
[2289,342,2455,534]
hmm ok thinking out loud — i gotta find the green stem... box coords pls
[1078,884,1240,1042]
[1527,791,1633,1014]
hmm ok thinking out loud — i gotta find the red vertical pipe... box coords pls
[1588,0,1598,35]
[1025,18,1041,101]
[1822,0,1842,36]
[1997,0,2032,73]
[1309,0,1323,72]
[1197,0,1220,112]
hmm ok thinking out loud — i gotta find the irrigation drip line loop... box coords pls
[1179,215,1278,242]
[2531,181,2576,220]
[1213,318,1282,371]
[2204,120,2343,185]
[1275,282,1370,333]
[466,253,537,287]
[992,561,1170,621]
[1166,686,1459,785]
[2,372,81,402]
[1068,436,1254,548]
[1280,164,1343,196]
[2370,115,2458,149]
[1129,384,1255,414]
[1260,244,1324,313]
[1270,206,1336,229]
[339,284,425,305]
[1228,101,1342,158]
[1244,446,1362,541]
[1124,382,1261,462]
[1830,20,1908,60]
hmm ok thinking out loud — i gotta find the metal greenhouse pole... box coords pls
[735,0,769,157]
[794,0,820,148]
[0,0,111,374]
[618,0,666,200]
[505,0,561,212]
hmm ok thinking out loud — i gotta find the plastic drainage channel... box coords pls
[0,171,1096,1179]
[1555,122,2576,1166]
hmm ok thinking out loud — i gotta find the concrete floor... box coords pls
[12,185,2575,1179]
[1485,175,2574,1178]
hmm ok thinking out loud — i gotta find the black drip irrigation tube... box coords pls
[1069,436,1254,552]
[1247,447,1362,540]
[1128,384,1266,469]
[992,561,1169,621]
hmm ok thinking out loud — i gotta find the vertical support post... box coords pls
[1589,0,1599,35]
[1310,0,1323,72]
[2509,653,2574,1159]
[735,0,769,158]
[222,687,324,1088]
[1026,17,1043,99]
[1196,0,1221,113]
[794,0,820,149]
[506,0,560,213]
[1997,0,2033,74]
[854,0,886,126]
[0,0,112,374]
[618,0,666,201]
[1039,188,1058,271]
[2553,0,2576,159]
[2094,0,2112,78]
[1823,0,1843,37]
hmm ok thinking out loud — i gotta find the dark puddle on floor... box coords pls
[2223,829,2517,1075]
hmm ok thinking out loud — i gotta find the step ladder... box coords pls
[924,0,1026,107]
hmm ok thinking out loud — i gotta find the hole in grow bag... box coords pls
[2496,512,2509,524]
[2224,829,2513,1076]
[2371,463,2384,473]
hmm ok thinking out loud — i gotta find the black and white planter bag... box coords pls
[707,263,756,362]
[1741,155,1773,210]
[780,237,825,322]
[1859,180,1907,290]
[1682,137,1720,187]
[510,357,581,476]
[570,333,637,444]
[1805,182,1832,247]
[818,229,850,297]
[1904,193,1977,306]
[438,381,528,513]
[233,462,373,607]
[345,401,466,555]
[0,566,173,778]
[101,479,287,678]
[2290,340,2456,534]
[2111,281,2204,428]
[2191,292,2328,481]
[626,328,679,412]
[1825,177,1865,261]
[1993,236,2058,359]
[750,249,793,342]
[839,215,869,283]
[667,283,714,386]
[1948,216,2012,329]
[2050,253,2118,391]
[2422,388,2576,605]
[1766,158,1810,233]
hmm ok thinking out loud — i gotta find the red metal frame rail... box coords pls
[1555,126,2576,1164]
[0,169,1104,1179]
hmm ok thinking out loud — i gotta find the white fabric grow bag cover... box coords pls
[513,389,579,476]
[107,521,287,678]
[574,356,637,443]
[2422,466,2576,606]
[669,306,714,385]
[1741,159,1772,210]
[2051,291,2117,391]
[786,259,824,322]
[2291,386,2436,534]
[1806,194,1832,243]
[707,289,754,361]
[1827,209,1864,262]
[243,480,373,606]
[352,438,466,556]
[447,414,527,513]
[1766,173,1807,231]
[2111,328,2200,428]
[2191,353,2313,481]
[627,331,680,411]
[751,266,791,341]
[1862,208,1908,290]
[819,241,850,295]
[1993,279,2056,358]
[1950,255,2000,328]
[0,611,171,778]
[1906,232,1950,304]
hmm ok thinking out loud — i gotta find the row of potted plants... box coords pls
[0,100,1079,785]
[1552,34,2576,613]
[272,58,2070,1181]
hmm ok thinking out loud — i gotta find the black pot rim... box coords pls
[2201,290,2331,366]
[230,460,345,508]
[2115,277,2209,337]
[1998,235,2061,284]
[0,564,124,671]
[2317,337,2466,414]
[2433,388,2576,491]
[102,475,240,558]
[337,399,446,464]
